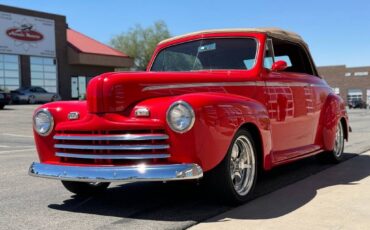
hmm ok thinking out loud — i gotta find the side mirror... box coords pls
[271,60,288,72]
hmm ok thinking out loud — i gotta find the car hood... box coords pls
[86,70,258,113]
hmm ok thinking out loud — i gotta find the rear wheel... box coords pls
[205,129,258,204]
[0,104,4,109]
[28,95,36,104]
[319,121,345,163]
[51,95,58,102]
[61,181,110,196]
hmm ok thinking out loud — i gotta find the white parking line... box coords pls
[7,145,35,148]
[0,145,34,148]
[1,133,33,138]
[0,148,35,154]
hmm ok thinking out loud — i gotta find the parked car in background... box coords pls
[11,86,60,104]
[29,28,349,204]
[348,99,367,109]
[0,89,11,109]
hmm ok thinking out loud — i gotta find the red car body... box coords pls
[29,28,348,202]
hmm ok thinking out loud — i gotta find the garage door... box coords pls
[347,89,363,103]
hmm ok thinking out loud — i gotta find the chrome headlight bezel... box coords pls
[166,101,195,133]
[33,108,54,136]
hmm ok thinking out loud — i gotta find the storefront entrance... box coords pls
[71,76,86,99]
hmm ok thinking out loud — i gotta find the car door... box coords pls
[35,87,48,102]
[28,87,39,102]
[263,38,320,163]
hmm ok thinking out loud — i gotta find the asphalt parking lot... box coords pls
[1,105,370,230]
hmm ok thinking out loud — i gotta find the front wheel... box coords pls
[61,181,110,196]
[205,129,258,204]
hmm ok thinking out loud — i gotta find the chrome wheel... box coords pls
[333,121,344,157]
[205,130,258,204]
[29,95,36,104]
[230,135,256,196]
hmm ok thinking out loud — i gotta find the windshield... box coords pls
[151,38,257,71]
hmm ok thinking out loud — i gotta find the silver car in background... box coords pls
[11,86,60,104]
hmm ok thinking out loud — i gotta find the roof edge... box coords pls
[67,28,129,57]
[67,43,132,59]
[159,27,304,45]
[0,4,66,19]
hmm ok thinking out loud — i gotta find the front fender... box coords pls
[137,93,272,172]
[33,101,88,163]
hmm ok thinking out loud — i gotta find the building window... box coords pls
[0,54,20,91]
[30,57,57,93]
[333,87,340,95]
[354,71,368,76]
[344,72,351,77]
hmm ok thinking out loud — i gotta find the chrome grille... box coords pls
[54,134,169,141]
[54,130,170,162]
[54,143,169,150]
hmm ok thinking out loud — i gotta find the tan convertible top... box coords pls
[159,27,308,48]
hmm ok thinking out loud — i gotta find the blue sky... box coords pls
[1,0,369,67]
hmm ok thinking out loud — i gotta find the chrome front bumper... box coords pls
[28,162,203,182]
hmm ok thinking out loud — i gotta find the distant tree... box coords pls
[110,21,171,70]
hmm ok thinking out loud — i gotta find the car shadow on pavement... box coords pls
[48,152,369,224]
[206,152,370,221]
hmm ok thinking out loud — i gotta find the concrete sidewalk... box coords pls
[190,151,370,230]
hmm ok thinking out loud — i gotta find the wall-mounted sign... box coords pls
[0,11,56,57]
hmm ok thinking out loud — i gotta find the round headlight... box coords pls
[166,101,195,133]
[33,109,54,136]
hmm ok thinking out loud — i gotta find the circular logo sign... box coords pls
[6,27,44,42]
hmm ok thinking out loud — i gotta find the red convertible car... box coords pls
[29,28,348,204]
